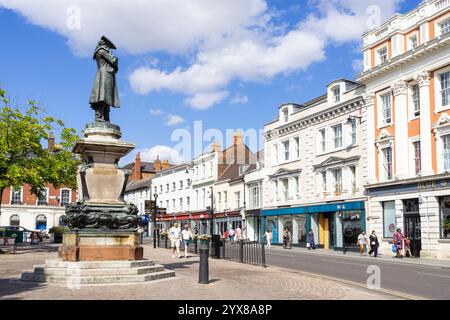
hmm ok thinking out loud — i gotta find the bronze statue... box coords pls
[89,36,120,122]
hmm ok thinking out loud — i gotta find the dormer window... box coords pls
[439,19,450,36]
[378,47,388,64]
[282,108,289,123]
[332,86,341,103]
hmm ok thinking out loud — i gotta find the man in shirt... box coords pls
[169,223,182,258]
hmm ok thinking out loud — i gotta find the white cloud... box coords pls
[149,108,163,116]
[140,145,184,165]
[352,59,364,73]
[0,0,267,56]
[165,114,185,127]
[184,91,229,110]
[230,93,249,105]
[1,0,404,110]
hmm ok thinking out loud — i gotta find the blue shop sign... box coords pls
[262,201,365,217]
[139,214,149,224]
[368,178,450,197]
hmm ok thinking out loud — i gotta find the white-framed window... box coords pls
[60,189,71,206]
[411,84,420,117]
[179,198,183,211]
[272,143,279,166]
[202,164,206,178]
[294,137,300,159]
[209,162,213,177]
[36,188,49,206]
[349,166,356,194]
[283,140,290,161]
[321,172,327,192]
[186,179,191,188]
[294,176,299,197]
[332,86,341,103]
[443,134,450,172]
[441,71,450,108]
[195,190,199,208]
[186,197,190,210]
[274,180,279,201]
[248,183,262,209]
[332,169,342,196]
[195,166,199,180]
[319,129,326,152]
[377,46,388,64]
[413,141,421,175]
[223,191,228,209]
[160,185,163,193]
[282,108,289,123]
[382,147,393,180]
[218,192,222,210]
[235,191,241,209]
[166,184,169,193]
[282,179,289,202]
[10,186,22,205]
[166,200,169,210]
[172,182,176,191]
[380,92,392,126]
[439,18,450,36]
[154,186,157,195]
[179,180,183,190]
[351,121,357,145]
[172,199,176,212]
[333,124,342,149]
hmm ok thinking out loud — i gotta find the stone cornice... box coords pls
[265,97,364,141]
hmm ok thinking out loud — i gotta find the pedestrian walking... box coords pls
[393,228,404,258]
[229,227,236,242]
[307,229,316,250]
[263,229,273,248]
[357,231,368,255]
[404,236,411,258]
[236,226,242,241]
[168,223,182,258]
[283,228,292,249]
[181,224,193,258]
[224,229,229,241]
[368,230,380,257]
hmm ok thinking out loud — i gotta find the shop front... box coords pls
[366,175,450,260]
[261,201,366,250]
[213,211,242,236]
[245,209,261,242]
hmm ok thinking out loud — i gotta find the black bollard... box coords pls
[198,248,209,284]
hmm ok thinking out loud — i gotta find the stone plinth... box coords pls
[21,259,175,284]
[58,230,143,262]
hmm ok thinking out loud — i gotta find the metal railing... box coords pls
[155,234,266,267]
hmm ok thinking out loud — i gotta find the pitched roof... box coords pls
[125,178,153,193]
[123,161,156,173]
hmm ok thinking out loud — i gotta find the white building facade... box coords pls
[358,0,450,259]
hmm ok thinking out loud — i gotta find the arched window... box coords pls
[36,214,47,230]
[10,214,20,227]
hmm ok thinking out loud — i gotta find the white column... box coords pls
[393,80,409,179]
[416,71,434,176]
[364,93,377,183]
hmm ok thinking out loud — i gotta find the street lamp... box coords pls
[153,193,158,248]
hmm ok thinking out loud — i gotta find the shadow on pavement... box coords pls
[163,260,200,270]
[0,278,45,300]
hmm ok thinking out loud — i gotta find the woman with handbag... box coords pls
[393,228,404,258]
[368,230,379,257]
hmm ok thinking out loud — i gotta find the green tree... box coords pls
[0,87,80,218]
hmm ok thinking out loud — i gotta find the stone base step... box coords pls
[21,270,175,284]
[33,265,165,276]
[44,259,154,269]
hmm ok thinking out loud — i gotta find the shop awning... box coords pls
[261,201,365,217]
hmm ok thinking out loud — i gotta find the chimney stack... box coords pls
[233,131,245,164]
[48,132,55,152]
[154,155,162,172]
[161,160,170,170]
[211,141,221,153]
[133,152,142,180]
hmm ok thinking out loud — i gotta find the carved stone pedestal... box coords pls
[58,230,143,262]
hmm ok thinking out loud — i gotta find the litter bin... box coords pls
[211,235,221,259]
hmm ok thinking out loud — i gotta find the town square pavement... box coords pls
[0,243,398,300]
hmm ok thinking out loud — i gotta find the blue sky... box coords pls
[0,0,421,165]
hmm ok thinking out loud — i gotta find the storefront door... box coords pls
[267,220,278,244]
[404,199,421,258]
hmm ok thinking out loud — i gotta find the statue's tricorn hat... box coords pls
[101,35,117,49]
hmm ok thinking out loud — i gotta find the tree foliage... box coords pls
[0,87,80,200]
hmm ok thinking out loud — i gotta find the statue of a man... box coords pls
[89,36,120,122]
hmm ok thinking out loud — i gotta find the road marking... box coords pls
[319,259,369,267]
[417,272,450,279]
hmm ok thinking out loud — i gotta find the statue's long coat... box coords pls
[89,45,120,107]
